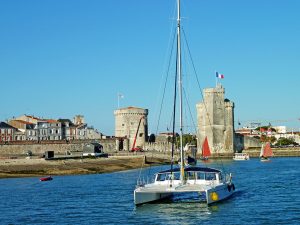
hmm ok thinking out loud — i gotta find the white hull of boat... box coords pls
[134,188,173,205]
[233,158,249,161]
[134,182,235,205]
[206,183,235,205]
[200,157,209,161]
[260,157,270,162]
[233,153,250,161]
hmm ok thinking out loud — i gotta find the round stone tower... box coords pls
[114,107,148,151]
[196,84,234,153]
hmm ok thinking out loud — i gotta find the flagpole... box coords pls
[215,70,218,87]
[117,93,124,108]
[117,93,120,109]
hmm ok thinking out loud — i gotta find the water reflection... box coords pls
[132,193,230,224]
[133,202,217,225]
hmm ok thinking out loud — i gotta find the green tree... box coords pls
[275,137,296,146]
[175,134,197,147]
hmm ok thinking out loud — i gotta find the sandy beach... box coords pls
[0,154,170,179]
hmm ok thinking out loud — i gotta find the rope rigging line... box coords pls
[138,27,178,180]
[182,87,197,134]
[142,2,179,180]
[181,27,226,172]
[170,30,179,175]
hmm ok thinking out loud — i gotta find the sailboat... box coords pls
[200,136,211,161]
[260,142,273,162]
[134,0,235,205]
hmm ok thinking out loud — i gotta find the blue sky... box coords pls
[1,0,300,135]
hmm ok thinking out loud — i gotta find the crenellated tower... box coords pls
[114,106,148,151]
[196,84,234,153]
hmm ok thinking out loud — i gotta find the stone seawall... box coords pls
[244,147,300,157]
[0,139,116,157]
[0,143,84,156]
[2,140,300,158]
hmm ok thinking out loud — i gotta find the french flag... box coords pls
[216,72,224,79]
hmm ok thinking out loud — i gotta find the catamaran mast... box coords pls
[177,0,185,183]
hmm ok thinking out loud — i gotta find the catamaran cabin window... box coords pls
[166,173,175,180]
[218,173,222,180]
[156,173,167,181]
[156,172,181,181]
[197,172,205,180]
[166,172,180,180]
[173,172,180,180]
[205,173,216,180]
[187,172,196,179]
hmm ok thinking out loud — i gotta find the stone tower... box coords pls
[114,106,148,151]
[73,115,85,125]
[196,84,234,154]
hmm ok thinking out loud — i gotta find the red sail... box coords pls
[202,137,211,157]
[263,142,273,157]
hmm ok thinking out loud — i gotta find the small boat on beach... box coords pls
[40,176,53,182]
[233,153,250,161]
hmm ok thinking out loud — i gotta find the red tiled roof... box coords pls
[47,119,58,123]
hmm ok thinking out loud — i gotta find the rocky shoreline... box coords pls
[0,154,171,179]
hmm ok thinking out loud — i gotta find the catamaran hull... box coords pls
[134,183,235,205]
[206,183,235,205]
[134,190,172,205]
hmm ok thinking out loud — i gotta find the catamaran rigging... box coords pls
[134,0,235,205]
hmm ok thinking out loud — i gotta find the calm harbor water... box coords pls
[1,157,300,225]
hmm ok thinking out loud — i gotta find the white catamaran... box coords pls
[134,0,235,205]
